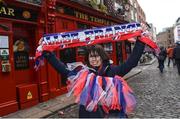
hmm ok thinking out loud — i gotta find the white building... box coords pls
[149,23,157,42]
[174,17,180,43]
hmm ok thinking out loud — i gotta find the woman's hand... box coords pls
[38,37,43,45]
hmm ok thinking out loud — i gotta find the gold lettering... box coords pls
[75,11,80,18]
[79,13,83,19]
[0,7,7,15]
[94,18,98,22]
[75,11,88,20]
[89,16,93,21]
[84,15,88,20]
[0,7,15,16]
[74,10,114,25]
[8,8,15,16]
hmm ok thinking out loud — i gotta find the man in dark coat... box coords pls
[158,46,167,73]
[173,41,180,75]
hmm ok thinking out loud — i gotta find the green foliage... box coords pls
[89,0,99,9]
[88,0,107,13]
[99,4,107,13]
[123,0,128,3]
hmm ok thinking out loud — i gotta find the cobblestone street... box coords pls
[128,60,180,118]
[48,60,180,118]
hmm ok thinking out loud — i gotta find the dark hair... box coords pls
[84,44,110,66]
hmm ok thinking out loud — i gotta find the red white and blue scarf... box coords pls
[35,22,159,69]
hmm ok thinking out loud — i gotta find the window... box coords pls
[134,2,137,8]
[77,46,86,56]
[168,35,171,38]
[13,39,30,70]
[77,22,91,30]
[135,12,138,22]
[131,10,134,20]
[102,43,113,53]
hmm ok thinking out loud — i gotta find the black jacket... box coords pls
[158,48,167,61]
[173,44,180,60]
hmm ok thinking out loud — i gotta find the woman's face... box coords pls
[88,51,102,67]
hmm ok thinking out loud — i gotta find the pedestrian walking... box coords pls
[173,41,180,75]
[41,38,145,118]
[157,46,167,73]
[167,45,174,67]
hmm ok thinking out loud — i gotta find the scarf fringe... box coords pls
[67,67,137,114]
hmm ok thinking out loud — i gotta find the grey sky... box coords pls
[137,0,180,33]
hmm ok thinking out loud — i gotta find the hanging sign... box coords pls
[0,4,38,22]
[58,5,115,26]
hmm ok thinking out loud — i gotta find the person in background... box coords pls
[172,44,177,66]
[173,41,180,75]
[166,45,174,67]
[41,37,145,118]
[157,46,167,73]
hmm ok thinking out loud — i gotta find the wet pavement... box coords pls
[128,60,180,118]
[47,59,180,118]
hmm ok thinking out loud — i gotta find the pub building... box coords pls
[0,0,132,116]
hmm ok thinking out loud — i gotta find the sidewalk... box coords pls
[138,57,156,66]
[3,65,145,118]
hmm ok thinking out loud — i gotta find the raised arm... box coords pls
[42,51,70,76]
[113,39,145,76]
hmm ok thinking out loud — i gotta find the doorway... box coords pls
[12,23,37,85]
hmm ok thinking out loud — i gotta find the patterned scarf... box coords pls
[35,22,159,69]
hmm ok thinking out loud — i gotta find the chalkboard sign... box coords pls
[14,51,29,70]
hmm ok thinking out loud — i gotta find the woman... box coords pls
[42,38,145,118]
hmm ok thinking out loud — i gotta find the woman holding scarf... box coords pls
[41,37,145,118]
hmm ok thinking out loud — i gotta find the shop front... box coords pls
[0,1,42,116]
[0,0,131,116]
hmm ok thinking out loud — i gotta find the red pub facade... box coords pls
[0,0,131,116]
